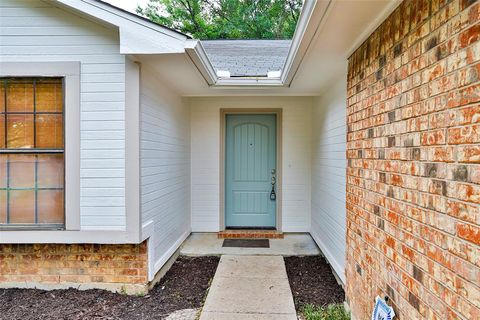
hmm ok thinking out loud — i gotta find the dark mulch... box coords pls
[0,256,219,320]
[285,256,345,309]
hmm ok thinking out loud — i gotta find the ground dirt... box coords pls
[0,256,219,320]
[284,255,345,310]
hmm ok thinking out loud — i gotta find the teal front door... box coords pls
[225,114,277,228]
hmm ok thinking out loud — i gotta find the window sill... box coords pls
[0,224,65,231]
[0,229,139,244]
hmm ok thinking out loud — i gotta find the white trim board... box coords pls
[125,57,142,242]
[310,231,346,285]
[142,220,191,281]
[151,230,190,280]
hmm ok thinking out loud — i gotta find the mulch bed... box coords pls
[285,256,345,309]
[0,256,219,320]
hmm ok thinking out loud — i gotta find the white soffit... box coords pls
[56,0,188,54]
[289,0,402,95]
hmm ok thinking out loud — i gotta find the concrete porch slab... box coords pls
[180,233,320,256]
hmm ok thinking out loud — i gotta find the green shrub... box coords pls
[302,304,351,320]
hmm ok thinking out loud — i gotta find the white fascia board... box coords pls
[56,0,188,54]
[185,0,328,88]
[281,0,332,86]
[215,78,284,87]
[185,39,218,85]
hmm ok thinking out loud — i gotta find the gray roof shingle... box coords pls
[201,40,291,77]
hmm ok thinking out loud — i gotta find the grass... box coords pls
[302,304,351,320]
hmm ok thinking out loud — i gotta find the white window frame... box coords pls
[0,62,80,231]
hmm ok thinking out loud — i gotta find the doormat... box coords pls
[222,239,270,248]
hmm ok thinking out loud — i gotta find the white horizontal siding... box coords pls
[140,68,191,274]
[0,0,126,230]
[189,97,312,232]
[311,79,347,283]
[282,106,312,231]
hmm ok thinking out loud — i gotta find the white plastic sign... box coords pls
[372,296,395,320]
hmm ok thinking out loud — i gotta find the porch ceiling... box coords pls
[136,0,400,96]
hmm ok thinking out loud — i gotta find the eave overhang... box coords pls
[56,0,189,54]
[185,0,331,88]
[56,0,402,91]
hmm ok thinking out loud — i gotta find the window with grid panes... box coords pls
[0,78,65,229]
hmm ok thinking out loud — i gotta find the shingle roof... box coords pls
[201,40,291,77]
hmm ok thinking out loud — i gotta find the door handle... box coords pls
[270,169,276,201]
[270,187,276,201]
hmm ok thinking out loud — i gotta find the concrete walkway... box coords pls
[200,255,297,320]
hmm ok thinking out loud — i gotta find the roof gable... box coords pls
[56,0,188,54]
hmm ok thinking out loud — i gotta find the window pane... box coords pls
[36,79,63,112]
[9,190,35,224]
[35,114,63,148]
[7,114,34,148]
[37,154,64,188]
[0,81,5,113]
[0,115,4,148]
[38,190,63,224]
[9,154,35,188]
[0,191,6,224]
[0,77,64,228]
[0,155,6,188]
[6,79,34,112]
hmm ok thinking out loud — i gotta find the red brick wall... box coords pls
[346,0,479,319]
[0,242,148,292]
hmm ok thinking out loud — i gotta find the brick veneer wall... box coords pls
[346,0,479,319]
[0,242,148,293]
